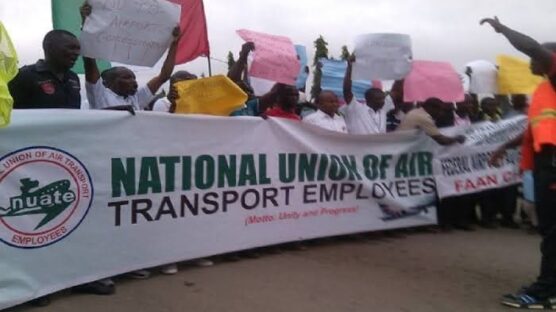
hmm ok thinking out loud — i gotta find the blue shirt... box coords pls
[230,98,260,117]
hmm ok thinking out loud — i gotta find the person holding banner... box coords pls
[80,3,180,111]
[262,83,300,120]
[73,1,179,288]
[478,97,518,228]
[397,98,465,146]
[436,103,456,128]
[9,30,81,109]
[342,55,387,134]
[504,94,529,119]
[436,103,475,231]
[303,91,348,133]
[386,80,414,132]
[482,16,556,309]
[480,97,502,122]
[152,71,197,113]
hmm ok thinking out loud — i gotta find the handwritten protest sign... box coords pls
[174,75,247,116]
[320,58,371,104]
[466,60,497,94]
[250,45,307,95]
[404,60,464,103]
[497,55,543,94]
[352,33,412,81]
[237,29,300,85]
[295,45,309,90]
[80,0,181,67]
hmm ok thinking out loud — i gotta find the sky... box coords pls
[1,0,555,88]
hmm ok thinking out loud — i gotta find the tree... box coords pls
[310,35,329,100]
[340,45,350,61]
[227,51,236,72]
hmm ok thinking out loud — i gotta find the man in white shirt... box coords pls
[81,4,180,111]
[340,55,387,134]
[303,91,347,133]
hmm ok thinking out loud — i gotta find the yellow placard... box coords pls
[174,75,248,116]
[497,55,543,95]
[0,21,18,127]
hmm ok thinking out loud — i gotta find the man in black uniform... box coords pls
[9,30,81,109]
[8,31,89,308]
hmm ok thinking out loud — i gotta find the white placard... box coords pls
[80,0,181,67]
[352,33,412,81]
[250,76,276,96]
[466,60,498,94]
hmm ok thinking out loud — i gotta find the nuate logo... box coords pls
[0,147,93,248]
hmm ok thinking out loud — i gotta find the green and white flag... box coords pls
[51,0,111,74]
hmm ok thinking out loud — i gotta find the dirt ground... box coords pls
[8,227,540,312]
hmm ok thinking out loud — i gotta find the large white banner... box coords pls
[0,110,440,309]
[433,116,527,198]
[80,0,181,66]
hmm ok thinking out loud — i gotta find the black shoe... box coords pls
[29,296,51,307]
[519,281,556,298]
[73,281,115,295]
[500,293,556,309]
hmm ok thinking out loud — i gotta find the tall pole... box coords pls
[207,55,213,77]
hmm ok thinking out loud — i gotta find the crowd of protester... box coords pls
[3,3,552,310]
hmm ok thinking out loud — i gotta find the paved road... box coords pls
[9,228,539,312]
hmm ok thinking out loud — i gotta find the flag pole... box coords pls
[207,55,213,77]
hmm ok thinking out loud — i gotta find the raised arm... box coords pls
[146,26,180,94]
[80,2,100,83]
[480,16,553,74]
[228,42,254,83]
[343,55,354,104]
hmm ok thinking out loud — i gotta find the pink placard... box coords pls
[236,29,300,86]
[404,60,464,103]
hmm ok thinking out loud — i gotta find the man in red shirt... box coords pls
[262,83,300,121]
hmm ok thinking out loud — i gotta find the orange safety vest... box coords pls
[530,81,556,150]
[521,80,556,170]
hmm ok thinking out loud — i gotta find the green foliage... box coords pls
[340,46,350,61]
[227,51,236,72]
[312,36,329,66]
[311,35,329,100]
